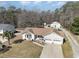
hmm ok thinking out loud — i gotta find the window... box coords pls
[27,34,32,39]
[54,39,60,41]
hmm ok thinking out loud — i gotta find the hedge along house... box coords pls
[0,24,15,43]
[22,28,65,45]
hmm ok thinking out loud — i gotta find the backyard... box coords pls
[0,40,43,58]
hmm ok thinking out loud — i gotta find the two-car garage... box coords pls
[44,32,64,45]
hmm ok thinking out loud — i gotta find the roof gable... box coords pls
[24,27,64,37]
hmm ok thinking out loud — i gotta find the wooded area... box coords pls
[0,1,79,33]
[0,6,55,28]
[56,1,79,29]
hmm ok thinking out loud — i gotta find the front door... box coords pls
[27,34,32,40]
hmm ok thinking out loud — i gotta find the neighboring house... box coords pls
[22,28,65,45]
[0,24,15,34]
[0,24,15,43]
[50,22,62,30]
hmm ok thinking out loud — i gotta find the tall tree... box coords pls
[8,6,16,11]
[71,17,79,34]
[54,9,60,21]
[5,6,17,27]
[0,7,6,23]
[3,31,13,45]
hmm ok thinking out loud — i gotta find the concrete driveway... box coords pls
[40,44,63,58]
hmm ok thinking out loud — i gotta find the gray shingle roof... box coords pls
[0,24,15,32]
[0,24,11,29]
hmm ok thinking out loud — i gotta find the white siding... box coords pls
[0,29,3,34]
[50,22,62,30]
[22,33,26,39]
[45,40,53,44]
[22,32,35,40]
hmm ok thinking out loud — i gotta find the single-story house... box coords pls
[0,24,15,43]
[50,22,62,30]
[22,28,65,45]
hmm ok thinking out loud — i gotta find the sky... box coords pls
[0,1,67,11]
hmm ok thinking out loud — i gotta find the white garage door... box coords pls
[44,32,63,44]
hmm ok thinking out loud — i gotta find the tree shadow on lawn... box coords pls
[13,39,24,44]
[0,46,12,53]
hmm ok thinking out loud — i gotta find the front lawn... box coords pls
[0,41,43,58]
[62,38,73,58]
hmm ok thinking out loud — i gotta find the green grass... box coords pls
[62,38,73,58]
[0,41,43,58]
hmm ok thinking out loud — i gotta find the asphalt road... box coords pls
[62,29,79,58]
